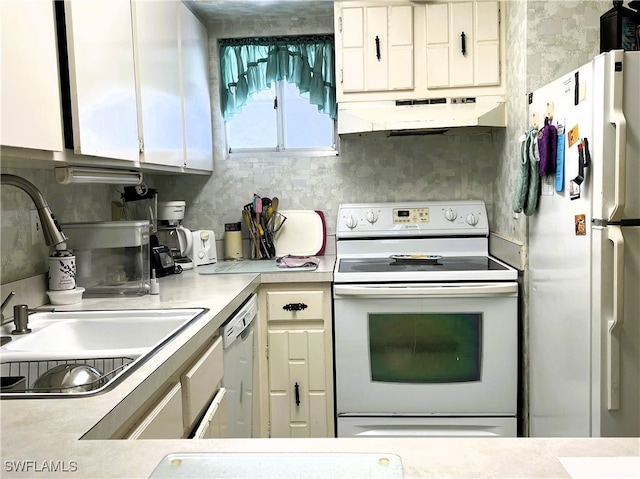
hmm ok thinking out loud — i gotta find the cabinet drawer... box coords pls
[182,336,223,428]
[267,291,325,322]
[126,382,183,439]
[192,387,227,439]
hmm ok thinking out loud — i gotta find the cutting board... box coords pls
[150,453,404,478]
[197,260,317,275]
[274,210,326,256]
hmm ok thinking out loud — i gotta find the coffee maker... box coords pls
[155,201,194,270]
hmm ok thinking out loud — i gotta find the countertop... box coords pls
[1,256,639,478]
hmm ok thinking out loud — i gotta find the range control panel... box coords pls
[393,207,430,224]
[337,201,489,238]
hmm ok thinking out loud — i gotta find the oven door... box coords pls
[333,282,518,417]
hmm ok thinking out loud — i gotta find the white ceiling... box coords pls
[186,0,334,25]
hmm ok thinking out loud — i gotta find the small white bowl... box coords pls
[47,287,85,305]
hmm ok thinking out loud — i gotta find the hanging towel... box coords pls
[524,131,541,216]
[513,128,538,214]
[538,117,558,176]
[555,133,565,192]
[513,129,532,213]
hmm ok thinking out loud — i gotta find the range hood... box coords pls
[337,98,507,136]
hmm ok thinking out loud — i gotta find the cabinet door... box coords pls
[132,0,184,168]
[474,1,501,86]
[179,3,213,172]
[193,387,227,439]
[268,329,329,438]
[64,0,139,162]
[426,1,500,89]
[126,382,184,439]
[181,336,223,430]
[340,4,414,93]
[1,0,63,151]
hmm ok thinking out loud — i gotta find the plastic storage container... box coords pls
[61,221,150,296]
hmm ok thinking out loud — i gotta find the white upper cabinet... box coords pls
[2,0,213,173]
[178,2,213,172]
[132,0,184,169]
[335,0,505,103]
[340,4,414,93]
[1,0,64,151]
[64,0,139,161]
[426,1,501,89]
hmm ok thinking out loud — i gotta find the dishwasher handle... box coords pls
[334,283,518,298]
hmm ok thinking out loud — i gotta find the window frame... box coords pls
[224,79,339,158]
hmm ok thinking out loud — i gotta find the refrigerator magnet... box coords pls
[568,124,580,148]
[575,214,587,235]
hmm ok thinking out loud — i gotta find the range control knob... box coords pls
[466,213,479,226]
[366,210,379,224]
[444,208,458,222]
[345,215,358,229]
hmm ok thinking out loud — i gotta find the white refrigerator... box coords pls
[528,50,639,437]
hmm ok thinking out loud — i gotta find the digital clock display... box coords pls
[393,208,430,224]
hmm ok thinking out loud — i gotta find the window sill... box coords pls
[226,148,339,160]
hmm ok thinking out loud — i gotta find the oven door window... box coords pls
[368,313,482,383]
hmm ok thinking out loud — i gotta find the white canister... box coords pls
[224,222,243,260]
[48,243,76,291]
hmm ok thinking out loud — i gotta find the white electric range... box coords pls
[333,200,519,437]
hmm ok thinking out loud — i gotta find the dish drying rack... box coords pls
[0,356,135,394]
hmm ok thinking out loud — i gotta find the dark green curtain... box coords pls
[219,35,336,120]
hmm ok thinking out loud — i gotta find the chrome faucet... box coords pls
[1,174,67,246]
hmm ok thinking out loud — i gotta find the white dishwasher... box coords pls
[221,293,257,438]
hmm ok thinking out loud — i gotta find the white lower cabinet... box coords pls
[124,335,225,439]
[193,387,228,439]
[259,284,334,438]
[126,382,184,439]
[181,336,224,429]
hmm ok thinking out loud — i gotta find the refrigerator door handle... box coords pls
[606,225,624,411]
[608,50,627,222]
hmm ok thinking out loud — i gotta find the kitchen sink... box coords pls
[0,308,206,398]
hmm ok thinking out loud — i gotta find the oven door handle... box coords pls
[334,283,518,297]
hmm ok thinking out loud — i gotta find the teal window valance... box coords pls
[219,35,337,121]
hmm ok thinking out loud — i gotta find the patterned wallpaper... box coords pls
[0,165,117,283]
[1,1,612,285]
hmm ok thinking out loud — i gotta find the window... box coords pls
[219,35,337,154]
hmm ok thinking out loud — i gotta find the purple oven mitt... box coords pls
[538,117,557,176]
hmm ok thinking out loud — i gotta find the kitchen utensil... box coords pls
[191,230,216,266]
[315,210,327,255]
[33,364,104,393]
[274,210,326,257]
[242,210,261,259]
